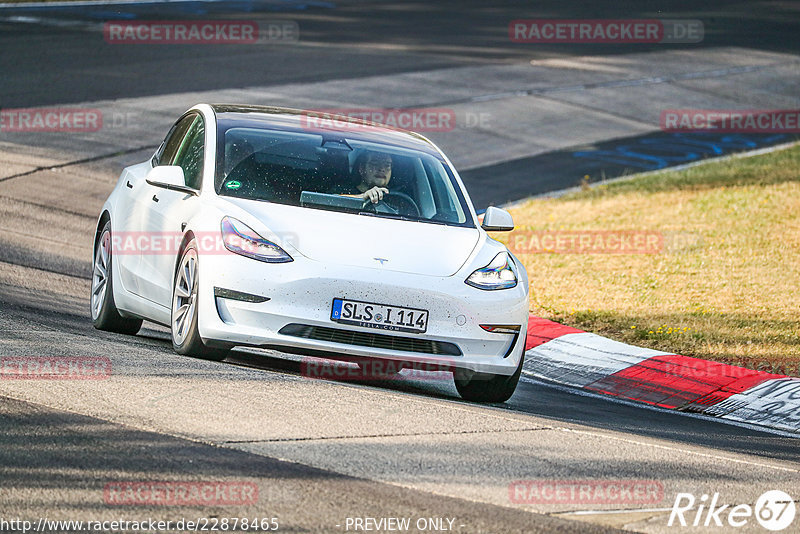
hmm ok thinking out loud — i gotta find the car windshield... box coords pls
[215,127,473,227]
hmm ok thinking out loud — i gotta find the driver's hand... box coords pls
[361,186,389,204]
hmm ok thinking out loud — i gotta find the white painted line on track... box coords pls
[560,507,674,516]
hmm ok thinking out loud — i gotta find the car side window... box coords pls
[156,114,196,168]
[172,116,205,190]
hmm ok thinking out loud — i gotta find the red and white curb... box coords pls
[522,316,800,435]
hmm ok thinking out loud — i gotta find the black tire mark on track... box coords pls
[0,144,155,184]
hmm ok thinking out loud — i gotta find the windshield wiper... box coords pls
[358,211,416,221]
[358,211,457,226]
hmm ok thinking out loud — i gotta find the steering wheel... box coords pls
[363,191,420,217]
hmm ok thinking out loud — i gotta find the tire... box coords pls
[91,221,143,335]
[453,353,524,403]
[171,239,230,362]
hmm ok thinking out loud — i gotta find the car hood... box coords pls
[224,199,480,277]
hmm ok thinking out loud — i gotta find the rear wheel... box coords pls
[91,221,142,335]
[453,354,524,403]
[171,240,230,362]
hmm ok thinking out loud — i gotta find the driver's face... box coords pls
[361,154,392,188]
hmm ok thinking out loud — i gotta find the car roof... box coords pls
[210,104,443,156]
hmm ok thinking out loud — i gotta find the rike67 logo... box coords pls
[669,490,796,531]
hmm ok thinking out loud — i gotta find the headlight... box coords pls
[465,251,517,290]
[221,217,292,263]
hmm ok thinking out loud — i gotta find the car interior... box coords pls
[218,128,465,223]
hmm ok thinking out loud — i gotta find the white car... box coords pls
[91,104,529,402]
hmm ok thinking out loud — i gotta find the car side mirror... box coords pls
[481,206,514,232]
[146,166,197,195]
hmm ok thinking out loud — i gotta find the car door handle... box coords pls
[152,195,159,203]
[126,181,133,189]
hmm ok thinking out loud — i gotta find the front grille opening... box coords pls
[278,324,462,356]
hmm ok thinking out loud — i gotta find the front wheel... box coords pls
[453,354,524,403]
[171,240,229,362]
[91,221,142,335]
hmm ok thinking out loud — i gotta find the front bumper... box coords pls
[196,252,529,375]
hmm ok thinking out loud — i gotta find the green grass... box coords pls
[499,144,800,375]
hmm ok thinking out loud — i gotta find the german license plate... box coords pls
[331,298,429,334]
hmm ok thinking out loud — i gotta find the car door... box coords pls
[137,113,205,307]
[112,162,150,296]
[121,114,194,299]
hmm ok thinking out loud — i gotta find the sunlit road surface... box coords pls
[1,256,798,532]
[1,1,799,532]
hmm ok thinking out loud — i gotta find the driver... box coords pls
[335,151,393,204]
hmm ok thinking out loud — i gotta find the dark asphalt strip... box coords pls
[0,144,156,184]
[423,61,800,108]
[0,193,96,219]
[0,396,619,534]
[3,1,800,109]
[0,242,90,279]
[1,283,797,466]
[461,132,800,208]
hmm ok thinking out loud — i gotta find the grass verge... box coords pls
[498,143,800,376]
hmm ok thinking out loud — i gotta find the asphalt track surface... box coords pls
[2,0,800,107]
[1,1,799,533]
